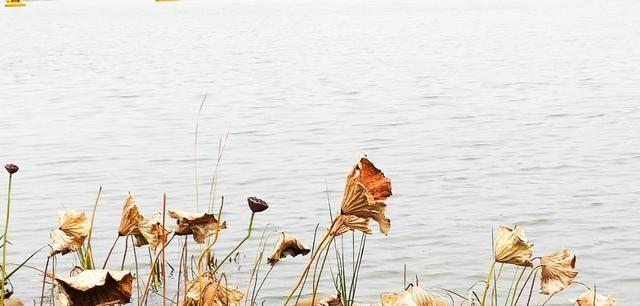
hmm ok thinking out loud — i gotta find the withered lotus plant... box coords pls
[184,275,244,306]
[380,285,449,306]
[168,209,227,243]
[117,193,143,237]
[540,248,578,295]
[132,212,171,252]
[329,156,392,237]
[494,225,533,267]
[267,232,311,266]
[573,290,616,306]
[56,270,133,306]
[285,156,392,305]
[49,209,91,256]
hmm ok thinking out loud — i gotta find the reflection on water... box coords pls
[1,0,639,304]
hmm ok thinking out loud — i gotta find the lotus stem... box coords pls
[212,212,255,275]
[131,236,141,306]
[509,267,527,306]
[39,255,50,306]
[2,173,13,304]
[480,261,497,305]
[525,270,538,306]
[283,225,335,306]
[491,263,504,306]
[50,255,56,306]
[121,235,129,270]
[102,235,121,269]
[161,193,167,306]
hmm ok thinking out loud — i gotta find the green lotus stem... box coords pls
[212,213,254,275]
[481,261,497,305]
[2,173,13,304]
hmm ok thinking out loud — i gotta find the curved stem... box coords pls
[283,231,334,306]
[101,236,121,269]
[525,270,538,306]
[39,256,50,306]
[212,213,255,275]
[2,174,13,304]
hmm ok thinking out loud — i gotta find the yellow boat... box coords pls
[5,0,26,7]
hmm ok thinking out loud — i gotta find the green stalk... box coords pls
[481,261,497,305]
[2,173,13,304]
[212,213,255,275]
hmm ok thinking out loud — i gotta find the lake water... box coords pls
[1,0,639,304]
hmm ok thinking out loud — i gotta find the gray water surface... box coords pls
[1,0,639,304]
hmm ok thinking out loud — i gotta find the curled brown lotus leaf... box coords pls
[184,276,244,306]
[540,248,578,295]
[168,210,227,244]
[267,233,310,266]
[56,270,133,306]
[573,290,616,306]
[118,193,144,237]
[49,209,91,256]
[380,285,450,306]
[494,225,533,267]
[132,212,171,251]
[332,155,392,236]
[295,295,343,306]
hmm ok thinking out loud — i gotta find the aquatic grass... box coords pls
[193,93,207,211]
[83,186,102,270]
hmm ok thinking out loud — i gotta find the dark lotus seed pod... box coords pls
[247,197,268,213]
[4,164,19,175]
